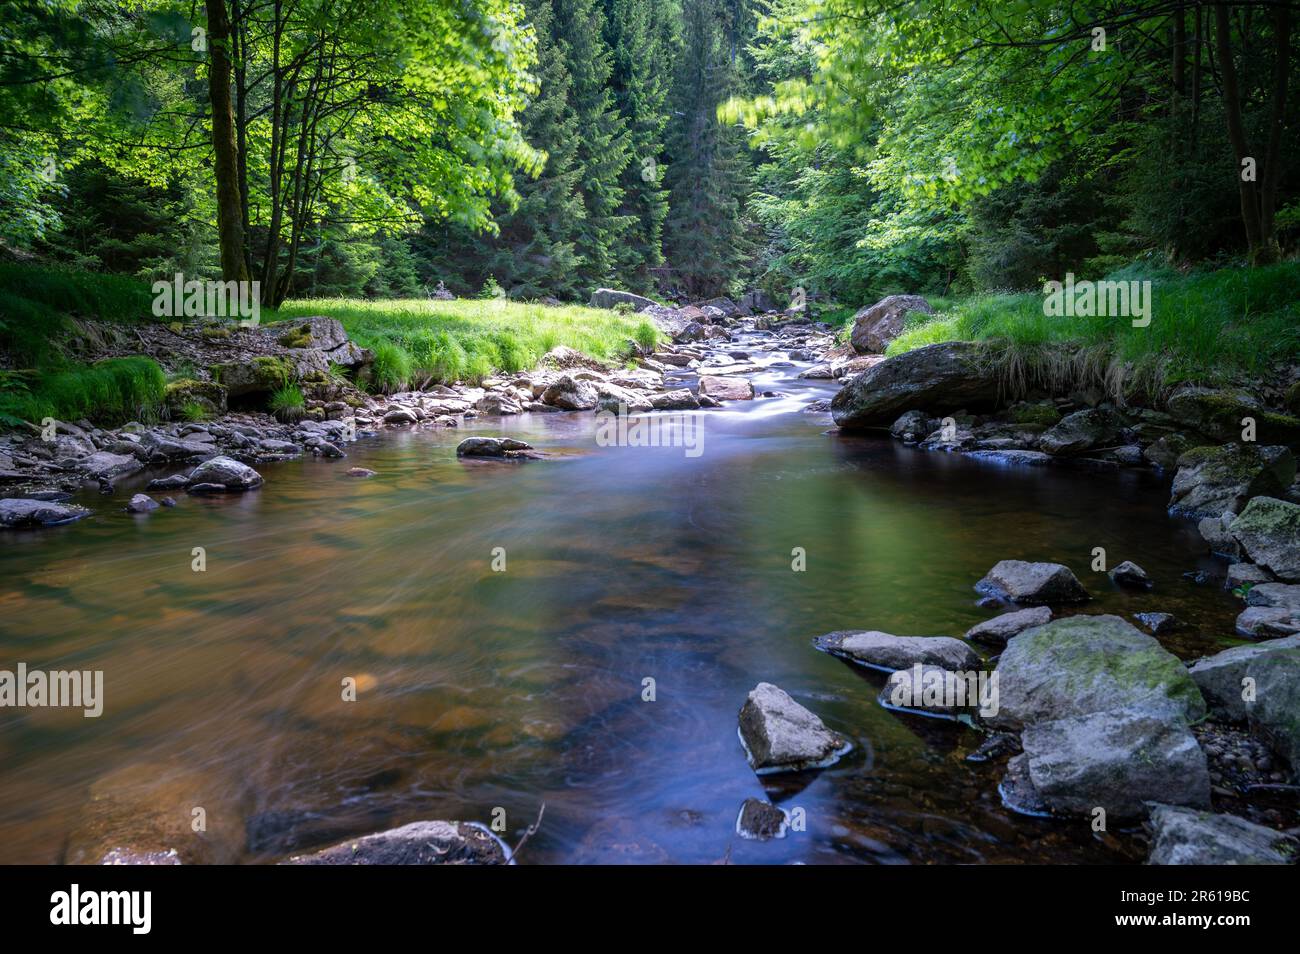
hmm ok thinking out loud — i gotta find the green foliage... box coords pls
[369,342,415,393]
[179,400,210,422]
[632,319,659,351]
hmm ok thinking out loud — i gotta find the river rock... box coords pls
[79,451,143,481]
[383,408,418,425]
[830,341,999,429]
[815,630,981,672]
[126,494,159,514]
[1133,611,1182,635]
[1234,605,1300,639]
[964,449,1053,467]
[735,798,788,840]
[1037,408,1125,457]
[965,606,1053,646]
[975,560,1090,605]
[1189,634,1300,721]
[990,614,1206,731]
[1109,560,1153,589]
[589,288,657,312]
[284,820,508,865]
[1166,385,1300,445]
[186,456,263,491]
[879,664,983,718]
[455,437,534,459]
[697,375,754,401]
[1146,804,1298,865]
[147,474,190,491]
[849,295,934,354]
[475,392,522,416]
[541,374,599,411]
[163,379,227,418]
[890,410,935,442]
[650,389,700,411]
[1228,496,1300,582]
[1226,562,1274,589]
[737,682,850,774]
[1168,444,1295,519]
[1014,706,1211,818]
[1199,514,1241,558]
[0,498,90,528]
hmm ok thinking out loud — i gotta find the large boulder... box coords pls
[0,498,90,528]
[79,451,143,481]
[849,295,934,354]
[210,355,295,399]
[1167,444,1295,519]
[990,614,1206,731]
[1013,706,1210,818]
[589,288,657,312]
[1037,408,1126,457]
[1229,496,1300,581]
[814,630,981,672]
[1146,804,1298,865]
[1166,385,1300,445]
[830,342,999,429]
[737,682,850,774]
[284,821,508,865]
[185,455,264,491]
[975,560,1090,605]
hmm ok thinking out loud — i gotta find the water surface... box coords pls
[0,340,1247,864]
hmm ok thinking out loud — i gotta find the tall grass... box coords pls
[272,297,648,388]
[0,356,166,425]
[886,263,1300,400]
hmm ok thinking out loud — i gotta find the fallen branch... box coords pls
[509,802,545,863]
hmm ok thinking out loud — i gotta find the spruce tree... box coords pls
[555,0,635,291]
[603,0,673,292]
[662,0,752,300]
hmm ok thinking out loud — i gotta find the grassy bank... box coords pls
[882,263,1300,400]
[272,297,659,391]
[0,263,659,424]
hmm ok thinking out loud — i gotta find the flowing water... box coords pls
[0,334,1248,864]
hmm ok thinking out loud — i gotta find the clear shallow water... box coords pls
[0,341,1247,864]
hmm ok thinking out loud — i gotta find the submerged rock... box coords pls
[186,455,263,491]
[1146,804,1298,865]
[283,820,508,865]
[831,341,999,429]
[737,682,850,774]
[735,798,789,840]
[1013,706,1210,818]
[990,614,1206,731]
[1133,612,1182,635]
[0,498,90,528]
[1229,496,1300,582]
[965,606,1053,646]
[975,560,1090,605]
[815,630,980,672]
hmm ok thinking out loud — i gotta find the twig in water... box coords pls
[509,802,545,863]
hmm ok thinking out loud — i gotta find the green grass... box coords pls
[885,263,1300,400]
[0,356,166,426]
[268,383,306,422]
[271,297,650,389]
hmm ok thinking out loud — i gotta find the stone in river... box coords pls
[965,606,1052,647]
[697,375,754,401]
[283,820,509,865]
[737,682,850,774]
[0,498,90,528]
[185,455,264,491]
[815,630,981,672]
[1146,804,1298,865]
[735,798,789,840]
[975,560,1090,605]
[1109,560,1153,589]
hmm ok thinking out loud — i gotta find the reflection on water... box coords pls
[0,345,1246,864]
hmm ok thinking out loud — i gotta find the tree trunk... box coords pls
[205,0,249,283]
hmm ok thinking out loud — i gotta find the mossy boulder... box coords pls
[1166,385,1300,445]
[989,614,1206,731]
[1229,496,1300,581]
[210,355,294,398]
[1168,443,1296,518]
[163,378,227,417]
[1037,407,1127,456]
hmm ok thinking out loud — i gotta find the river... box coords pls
[0,332,1244,863]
